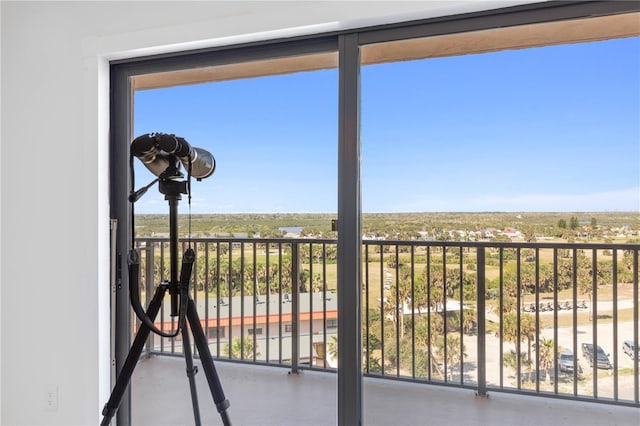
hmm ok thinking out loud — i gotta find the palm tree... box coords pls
[534,337,555,385]
[223,336,258,359]
[504,349,532,383]
[327,334,338,360]
[502,314,536,362]
[462,308,477,335]
[579,273,594,321]
[438,333,466,381]
[387,264,413,338]
[520,315,537,361]
[415,315,444,379]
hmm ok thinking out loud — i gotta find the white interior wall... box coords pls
[0,1,537,424]
[0,3,3,423]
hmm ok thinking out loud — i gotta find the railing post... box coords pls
[291,242,300,374]
[476,247,487,397]
[633,248,639,404]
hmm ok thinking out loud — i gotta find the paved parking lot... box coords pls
[457,314,637,401]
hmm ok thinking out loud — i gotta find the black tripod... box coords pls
[101,177,231,426]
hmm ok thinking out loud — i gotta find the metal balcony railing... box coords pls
[133,237,639,407]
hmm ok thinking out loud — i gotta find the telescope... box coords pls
[102,132,231,426]
[131,132,216,180]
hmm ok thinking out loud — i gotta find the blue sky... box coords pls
[134,36,639,214]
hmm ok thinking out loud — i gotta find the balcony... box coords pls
[127,236,639,422]
[131,356,639,425]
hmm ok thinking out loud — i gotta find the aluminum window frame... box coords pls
[109,2,639,425]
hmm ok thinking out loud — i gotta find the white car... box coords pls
[623,341,638,360]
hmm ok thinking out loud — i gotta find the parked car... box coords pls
[581,343,612,369]
[558,349,583,375]
[623,340,639,360]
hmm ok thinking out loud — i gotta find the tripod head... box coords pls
[158,173,189,201]
[129,135,213,320]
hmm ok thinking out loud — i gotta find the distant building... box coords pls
[145,291,338,366]
[279,226,303,237]
[501,228,523,239]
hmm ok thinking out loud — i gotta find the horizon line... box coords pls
[135,210,639,215]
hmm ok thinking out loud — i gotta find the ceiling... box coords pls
[133,11,639,91]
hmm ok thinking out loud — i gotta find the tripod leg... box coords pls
[187,297,232,426]
[101,285,167,426]
[176,246,202,425]
[181,307,202,425]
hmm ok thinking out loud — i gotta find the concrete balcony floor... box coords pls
[132,356,639,426]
